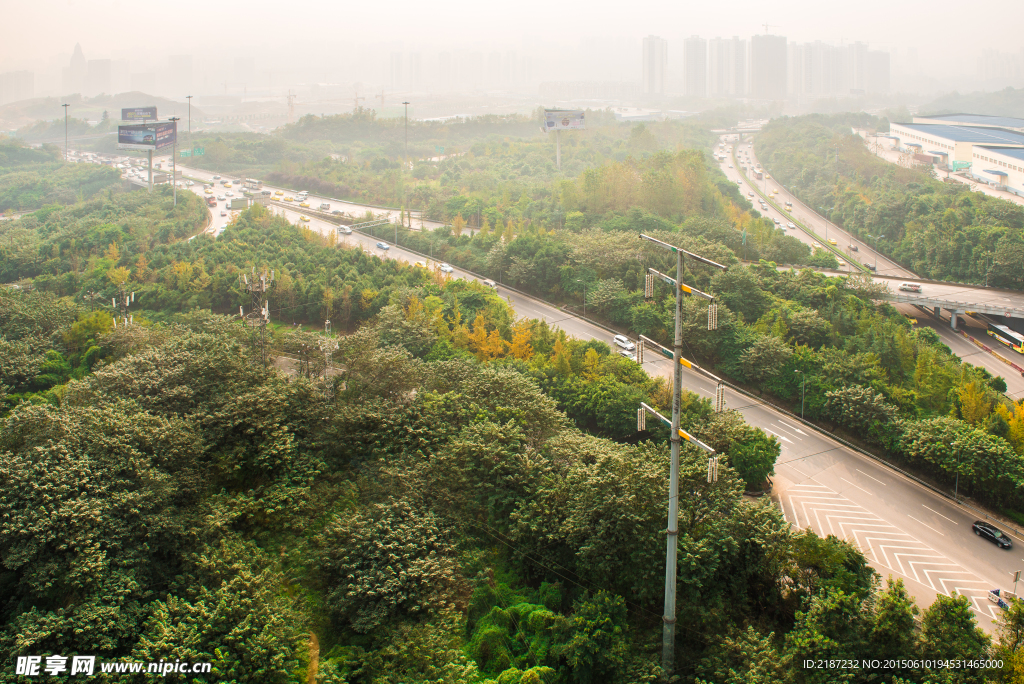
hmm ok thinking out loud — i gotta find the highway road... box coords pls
[77,145,1024,629]
[264,198,1015,630]
[717,135,915,279]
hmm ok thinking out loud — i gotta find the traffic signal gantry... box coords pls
[635,233,728,682]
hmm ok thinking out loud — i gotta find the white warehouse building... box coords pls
[889,122,1024,169]
[971,146,1024,196]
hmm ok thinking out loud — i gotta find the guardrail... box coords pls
[732,150,869,274]
[958,328,1024,374]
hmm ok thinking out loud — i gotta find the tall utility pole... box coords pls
[577,279,587,318]
[239,267,275,369]
[62,103,70,161]
[794,369,805,419]
[636,233,727,682]
[402,101,410,169]
[186,95,192,137]
[169,117,180,206]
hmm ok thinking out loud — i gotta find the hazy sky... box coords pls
[2,0,1019,77]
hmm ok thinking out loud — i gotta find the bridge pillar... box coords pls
[950,311,959,330]
[933,306,941,319]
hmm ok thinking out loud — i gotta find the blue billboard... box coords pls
[118,121,177,150]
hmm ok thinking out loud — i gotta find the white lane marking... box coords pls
[907,515,945,536]
[922,505,959,525]
[772,422,805,440]
[855,468,887,485]
[776,419,807,435]
[840,477,872,496]
[763,428,793,444]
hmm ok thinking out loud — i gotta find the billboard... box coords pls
[121,107,158,121]
[118,122,177,151]
[544,109,585,132]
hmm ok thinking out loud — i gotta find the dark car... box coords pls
[973,521,1013,548]
[865,263,876,271]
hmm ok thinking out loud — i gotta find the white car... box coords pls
[225,191,233,197]
[787,222,796,229]
[439,263,454,273]
[613,334,635,351]
[618,349,638,362]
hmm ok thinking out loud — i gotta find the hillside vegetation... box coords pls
[756,113,1024,289]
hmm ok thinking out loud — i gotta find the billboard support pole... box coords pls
[169,117,180,207]
[147,149,153,194]
[556,129,561,171]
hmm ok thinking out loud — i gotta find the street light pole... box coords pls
[169,117,180,207]
[577,279,587,318]
[186,95,192,137]
[62,103,70,161]
[819,207,829,244]
[794,370,805,419]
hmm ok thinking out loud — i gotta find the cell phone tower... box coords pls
[239,267,275,369]
[111,283,135,329]
[318,319,339,400]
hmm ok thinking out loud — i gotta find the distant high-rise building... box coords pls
[409,53,422,87]
[642,35,667,95]
[709,37,747,97]
[866,50,890,93]
[86,59,111,96]
[750,34,787,100]
[682,36,707,97]
[167,55,193,97]
[111,59,130,94]
[438,52,452,89]
[62,43,87,95]
[505,51,518,85]
[487,52,501,86]
[0,71,34,105]
[390,52,403,88]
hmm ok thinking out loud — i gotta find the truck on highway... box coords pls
[320,203,330,211]
[230,198,250,210]
[206,196,218,208]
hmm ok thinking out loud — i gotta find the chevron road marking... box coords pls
[782,483,1004,619]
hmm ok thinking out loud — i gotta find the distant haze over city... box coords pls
[0,0,1022,109]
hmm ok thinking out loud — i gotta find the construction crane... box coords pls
[352,91,365,111]
[287,90,296,125]
[761,22,780,34]
[376,90,386,107]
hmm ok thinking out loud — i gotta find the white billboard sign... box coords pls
[545,109,585,132]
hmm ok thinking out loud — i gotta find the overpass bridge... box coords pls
[870,275,1024,329]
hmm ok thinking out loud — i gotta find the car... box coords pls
[747,192,755,198]
[482,279,498,289]
[274,190,283,195]
[618,349,638,362]
[728,164,733,168]
[973,521,1013,548]
[765,174,771,179]
[773,188,779,193]
[376,241,390,250]
[331,210,343,215]
[212,175,221,180]
[613,334,635,351]
[786,205,793,212]
[828,238,837,245]
[849,244,859,252]
[283,197,293,201]
[300,215,310,222]
[217,195,225,201]
[439,263,454,273]
[224,182,232,188]
[225,191,234,197]
[220,211,227,216]
[299,202,310,208]
[320,203,331,211]
[899,283,922,292]
[837,259,847,267]
[787,222,796,229]
[414,260,427,268]
[812,241,821,248]
[865,263,877,271]
[339,226,353,235]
